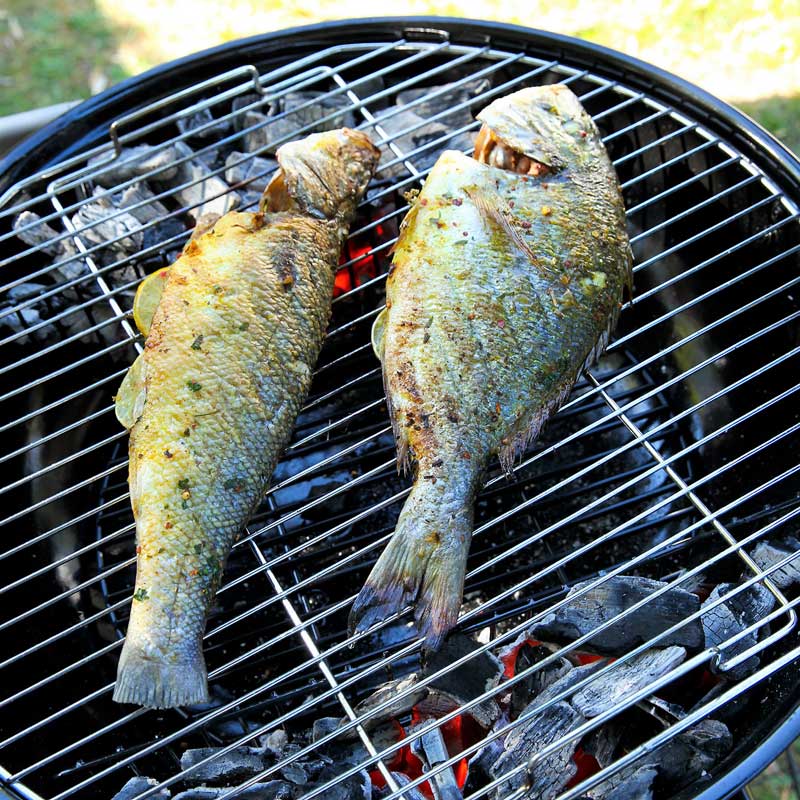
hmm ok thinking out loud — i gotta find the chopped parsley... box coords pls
[191,334,204,350]
[187,381,202,392]
[133,588,149,602]
[239,322,250,331]
[177,478,190,490]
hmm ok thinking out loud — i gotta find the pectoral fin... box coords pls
[132,267,170,336]
[371,307,389,361]
[115,354,147,430]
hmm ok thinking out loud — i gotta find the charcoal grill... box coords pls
[1,17,800,800]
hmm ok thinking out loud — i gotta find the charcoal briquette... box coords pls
[530,576,704,655]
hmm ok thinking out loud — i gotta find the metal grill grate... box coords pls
[1,27,800,800]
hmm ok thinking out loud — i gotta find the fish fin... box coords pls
[382,363,410,475]
[464,186,544,271]
[113,646,208,709]
[349,483,473,650]
[114,354,147,430]
[371,307,388,361]
[132,267,170,336]
[498,379,576,473]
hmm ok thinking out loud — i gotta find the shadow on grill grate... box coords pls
[0,21,799,800]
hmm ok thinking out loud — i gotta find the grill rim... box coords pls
[1,17,800,800]
[1,16,799,199]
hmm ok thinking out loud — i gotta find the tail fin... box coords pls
[113,644,208,709]
[349,483,473,650]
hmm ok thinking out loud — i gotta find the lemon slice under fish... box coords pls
[133,267,170,336]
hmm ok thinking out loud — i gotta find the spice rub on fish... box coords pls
[113,129,379,709]
[349,85,632,649]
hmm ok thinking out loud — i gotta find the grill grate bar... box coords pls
[247,535,403,795]
[2,279,798,622]
[585,371,794,663]
[166,498,800,800]
[5,333,799,779]
[1,34,799,800]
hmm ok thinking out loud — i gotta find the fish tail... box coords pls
[349,480,474,649]
[113,641,208,709]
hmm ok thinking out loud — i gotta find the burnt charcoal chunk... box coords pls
[528,660,607,712]
[409,725,462,800]
[71,194,144,263]
[530,576,703,655]
[113,776,171,800]
[173,784,292,800]
[571,647,686,719]
[321,719,402,769]
[750,541,800,589]
[347,673,428,732]
[583,722,623,768]
[115,182,169,225]
[587,762,658,800]
[465,737,505,795]
[310,767,371,800]
[397,77,491,128]
[368,108,449,175]
[88,143,188,187]
[244,92,355,154]
[491,701,584,800]
[179,746,266,785]
[382,772,427,799]
[652,719,732,789]
[503,642,572,719]
[417,632,503,726]
[702,583,775,679]
[141,216,188,257]
[224,152,278,193]
[177,163,238,219]
[232,93,268,130]
[177,106,230,139]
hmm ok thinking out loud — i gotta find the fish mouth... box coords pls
[473,124,551,177]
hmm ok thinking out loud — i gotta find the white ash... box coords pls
[13,211,83,281]
[112,776,171,800]
[177,162,239,220]
[491,701,582,800]
[585,762,658,800]
[702,583,775,680]
[179,746,267,786]
[232,94,269,131]
[396,77,491,128]
[88,143,188,188]
[114,182,169,224]
[224,152,278,194]
[71,188,145,257]
[172,783,293,800]
[243,92,355,155]
[571,647,687,719]
[408,724,462,800]
[177,106,230,140]
[749,540,800,589]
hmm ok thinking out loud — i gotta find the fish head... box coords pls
[262,128,380,225]
[475,84,603,175]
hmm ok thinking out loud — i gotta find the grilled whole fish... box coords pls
[113,129,379,708]
[349,85,632,648]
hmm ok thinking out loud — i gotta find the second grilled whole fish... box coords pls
[349,85,632,647]
[113,128,379,708]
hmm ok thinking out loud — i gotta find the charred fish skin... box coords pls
[350,85,632,649]
[113,129,379,709]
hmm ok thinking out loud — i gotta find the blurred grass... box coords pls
[0,0,797,153]
[749,743,800,800]
[0,0,129,115]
